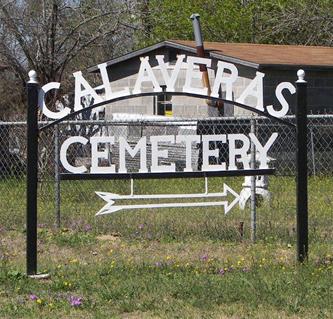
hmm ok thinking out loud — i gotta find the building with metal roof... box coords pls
[89,40,333,117]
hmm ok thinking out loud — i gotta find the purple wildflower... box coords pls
[155,261,162,267]
[29,294,38,301]
[200,254,208,262]
[242,267,250,272]
[68,295,82,307]
[218,268,225,276]
[84,224,92,232]
[138,223,144,230]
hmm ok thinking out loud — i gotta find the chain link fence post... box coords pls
[54,124,61,228]
[310,127,316,176]
[250,116,257,242]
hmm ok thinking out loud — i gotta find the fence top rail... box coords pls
[1,114,333,126]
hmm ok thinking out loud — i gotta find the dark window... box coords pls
[155,85,173,116]
[169,49,178,63]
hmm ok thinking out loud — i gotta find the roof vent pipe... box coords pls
[190,13,204,48]
[190,14,209,84]
[190,14,222,110]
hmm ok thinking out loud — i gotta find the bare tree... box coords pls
[0,0,137,119]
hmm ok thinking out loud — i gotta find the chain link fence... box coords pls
[1,115,330,177]
[0,115,332,242]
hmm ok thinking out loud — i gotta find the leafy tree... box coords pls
[134,0,333,47]
[257,0,333,46]
[133,0,254,46]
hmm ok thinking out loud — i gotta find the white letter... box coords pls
[266,82,296,118]
[211,61,238,100]
[38,82,71,119]
[176,135,200,172]
[236,71,265,111]
[202,135,227,171]
[228,134,250,170]
[183,56,211,95]
[60,136,88,173]
[150,135,175,172]
[73,71,103,112]
[156,54,185,91]
[249,133,278,168]
[119,137,147,173]
[97,63,130,100]
[133,57,162,94]
[90,136,115,173]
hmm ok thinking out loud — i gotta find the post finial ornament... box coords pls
[28,70,38,84]
[297,69,306,83]
[190,13,200,20]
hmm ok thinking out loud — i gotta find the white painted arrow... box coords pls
[95,183,239,216]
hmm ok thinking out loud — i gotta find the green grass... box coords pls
[0,176,332,318]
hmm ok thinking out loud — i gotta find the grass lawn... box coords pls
[0,176,332,318]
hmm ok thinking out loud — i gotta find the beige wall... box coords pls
[104,61,255,119]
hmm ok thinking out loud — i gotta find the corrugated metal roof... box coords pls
[171,40,333,67]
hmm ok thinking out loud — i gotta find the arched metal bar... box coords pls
[39,91,295,131]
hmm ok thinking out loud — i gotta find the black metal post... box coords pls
[295,70,308,262]
[26,71,39,275]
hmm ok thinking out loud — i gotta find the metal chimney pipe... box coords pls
[190,13,204,47]
[190,14,208,75]
[190,13,211,95]
[190,13,223,110]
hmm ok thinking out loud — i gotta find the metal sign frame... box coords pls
[26,69,308,276]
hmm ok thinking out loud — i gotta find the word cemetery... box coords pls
[60,133,277,174]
